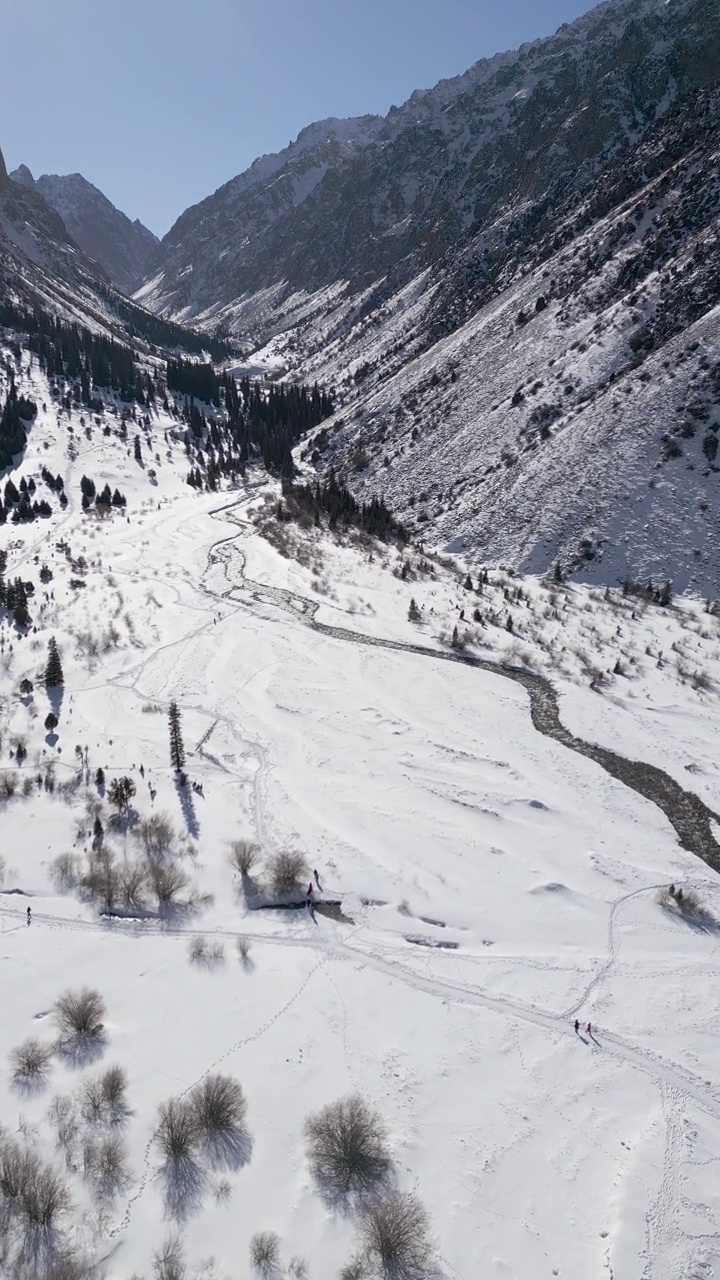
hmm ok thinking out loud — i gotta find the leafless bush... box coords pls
[41,1254,96,1280]
[149,863,190,907]
[81,1065,129,1125]
[188,936,207,963]
[0,1136,39,1207]
[675,887,703,916]
[236,936,252,963]
[288,1259,308,1279]
[81,849,120,910]
[304,1095,393,1200]
[0,773,18,800]
[153,1234,186,1280]
[20,1162,71,1229]
[47,1095,80,1164]
[53,988,106,1040]
[359,1192,434,1279]
[51,853,82,891]
[118,860,149,909]
[189,1074,247,1138]
[249,1231,280,1274]
[154,1099,199,1161]
[340,1259,368,1280]
[229,839,260,876]
[10,1038,53,1089]
[268,849,308,897]
[82,1133,131,1200]
[136,813,175,861]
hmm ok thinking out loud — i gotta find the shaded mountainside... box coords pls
[140,0,719,324]
[10,165,158,293]
[130,0,720,593]
[0,152,230,359]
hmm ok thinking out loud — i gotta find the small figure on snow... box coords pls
[26,907,31,925]
[586,1021,592,1036]
[314,869,322,891]
[574,1019,579,1034]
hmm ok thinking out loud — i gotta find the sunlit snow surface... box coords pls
[1,358,719,1279]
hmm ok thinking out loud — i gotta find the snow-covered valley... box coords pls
[1,356,720,1280]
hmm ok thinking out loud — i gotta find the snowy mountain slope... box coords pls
[140,0,719,324]
[1,341,720,1279]
[135,115,383,322]
[283,84,720,595]
[10,165,158,295]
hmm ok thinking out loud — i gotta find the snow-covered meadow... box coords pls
[1,364,720,1280]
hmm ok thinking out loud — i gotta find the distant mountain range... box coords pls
[2,0,720,591]
[9,163,157,294]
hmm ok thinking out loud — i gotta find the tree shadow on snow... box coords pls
[55,1029,107,1070]
[174,776,200,839]
[202,1124,253,1173]
[160,1153,207,1222]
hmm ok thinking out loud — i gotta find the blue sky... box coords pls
[2,0,596,236]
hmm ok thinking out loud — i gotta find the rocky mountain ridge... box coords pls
[9,163,158,293]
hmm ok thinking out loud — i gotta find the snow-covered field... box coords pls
[2,364,720,1280]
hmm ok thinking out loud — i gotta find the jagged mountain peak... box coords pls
[9,163,35,188]
[5,167,160,295]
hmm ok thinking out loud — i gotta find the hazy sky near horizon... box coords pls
[3,0,596,236]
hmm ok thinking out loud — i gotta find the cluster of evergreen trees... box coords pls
[0,298,155,405]
[278,472,407,542]
[172,359,335,480]
[80,475,126,510]
[0,385,36,469]
[97,288,231,360]
[0,553,34,627]
[0,475,53,524]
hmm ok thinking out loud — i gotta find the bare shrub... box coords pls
[136,813,175,861]
[229,840,260,876]
[268,849,308,897]
[153,1234,186,1280]
[51,853,82,891]
[340,1259,368,1280]
[81,1065,129,1126]
[118,860,149,910]
[149,863,190,907]
[189,1074,247,1137]
[47,1095,80,1165]
[82,1134,131,1199]
[304,1095,393,1200]
[0,1137,39,1206]
[154,1099,199,1161]
[41,1255,96,1280]
[359,1192,434,1279]
[249,1231,280,1273]
[20,1162,71,1229]
[0,773,18,800]
[53,988,105,1040]
[10,1038,53,1089]
[81,849,120,910]
[236,936,252,963]
[288,1259,309,1279]
[188,936,208,963]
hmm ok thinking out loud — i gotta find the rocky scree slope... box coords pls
[10,164,158,294]
[138,0,718,333]
[300,85,720,596]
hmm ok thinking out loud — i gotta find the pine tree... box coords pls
[168,701,185,772]
[45,637,64,688]
[95,767,105,789]
[408,597,421,622]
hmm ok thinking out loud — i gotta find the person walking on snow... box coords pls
[586,1021,592,1036]
[314,869,322,891]
[574,1019,579,1034]
[26,907,31,925]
